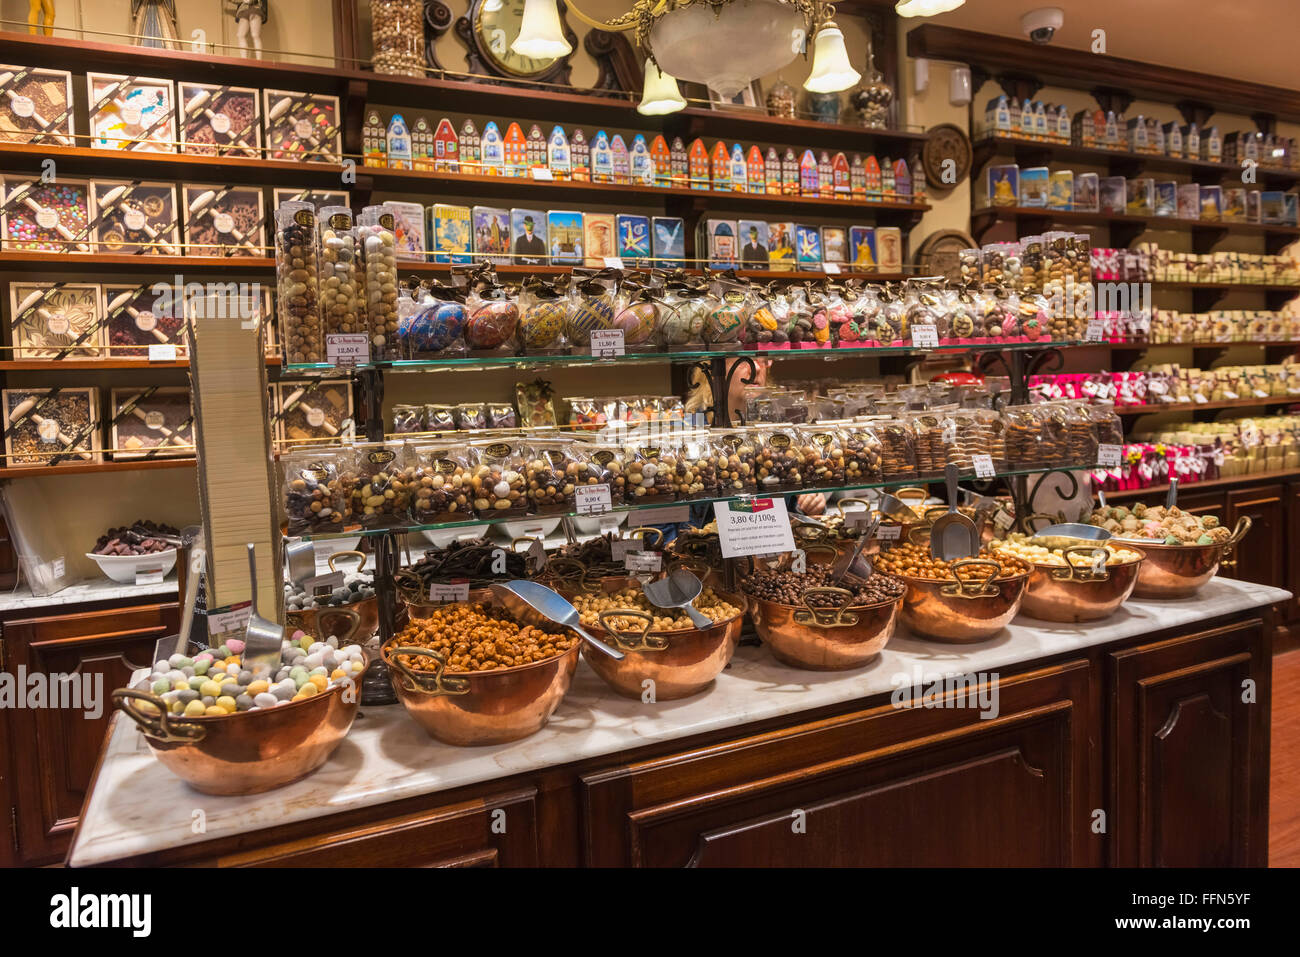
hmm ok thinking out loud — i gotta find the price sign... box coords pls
[530,167,554,181]
[623,550,663,573]
[714,498,796,559]
[598,515,622,535]
[972,453,996,479]
[1085,319,1105,342]
[636,504,691,525]
[148,343,178,362]
[846,510,873,530]
[1097,443,1123,468]
[327,333,370,367]
[304,570,345,594]
[875,523,902,541]
[590,328,625,358]
[135,565,167,585]
[994,507,1015,530]
[51,557,66,579]
[575,483,612,515]
[911,324,939,348]
[206,602,251,640]
[429,581,471,602]
[603,256,625,270]
[822,261,841,274]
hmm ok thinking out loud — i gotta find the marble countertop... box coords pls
[0,575,178,613]
[68,576,1290,866]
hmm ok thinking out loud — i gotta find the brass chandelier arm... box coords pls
[564,0,827,39]
[562,0,653,33]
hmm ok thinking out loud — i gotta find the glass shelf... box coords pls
[289,466,1066,542]
[283,340,1083,375]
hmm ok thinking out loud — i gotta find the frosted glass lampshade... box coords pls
[802,24,860,93]
[896,0,967,17]
[511,0,573,59]
[649,0,804,99]
[638,59,687,115]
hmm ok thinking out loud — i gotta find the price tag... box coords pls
[636,504,691,525]
[305,571,345,594]
[610,539,638,560]
[822,261,841,274]
[206,602,251,639]
[875,523,902,540]
[941,420,957,444]
[624,550,663,573]
[428,581,471,602]
[972,453,996,479]
[714,498,796,559]
[590,328,625,358]
[603,256,625,270]
[574,483,612,515]
[994,507,1015,530]
[911,324,939,348]
[1193,393,1208,404]
[326,333,370,367]
[526,538,546,569]
[846,511,873,530]
[1085,319,1105,342]
[51,557,66,579]
[148,342,178,362]
[134,566,167,585]
[530,167,554,181]
[1097,443,1123,468]
[598,515,621,535]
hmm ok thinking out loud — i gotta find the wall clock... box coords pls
[455,0,578,85]
[922,122,972,194]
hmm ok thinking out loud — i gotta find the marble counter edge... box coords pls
[68,577,1290,866]
[1,576,180,613]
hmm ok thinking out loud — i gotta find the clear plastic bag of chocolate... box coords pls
[565,268,619,351]
[275,201,322,364]
[487,403,517,429]
[454,402,486,431]
[464,274,520,355]
[743,284,785,347]
[957,248,982,285]
[623,443,678,503]
[841,424,883,484]
[1003,403,1057,469]
[399,281,467,360]
[357,205,398,358]
[1061,400,1096,468]
[715,427,759,494]
[850,284,892,344]
[522,438,582,514]
[907,405,960,477]
[752,425,809,491]
[905,279,949,343]
[879,283,907,342]
[658,277,708,350]
[425,403,457,431]
[515,275,568,354]
[468,439,528,517]
[516,378,557,428]
[702,278,749,347]
[811,284,849,347]
[801,425,849,488]
[282,447,349,535]
[579,443,626,507]
[565,395,610,431]
[771,389,810,424]
[410,444,477,525]
[392,403,425,434]
[1088,401,1124,452]
[782,284,819,346]
[875,417,918,480]
[343,442,416,528]
[674,430,722,499]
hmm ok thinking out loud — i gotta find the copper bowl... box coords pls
[1124,516,1251,599]
[382,595,582,747]
[287,600,376,648]
[1015,545,1146,622]
[897,559,1030,643]
[747,585,902,671]
[111,652,370,796]
[575,578,747,699]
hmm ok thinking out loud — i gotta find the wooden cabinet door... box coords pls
[3,603,176,865]
[219,788,539,867]
[1221,484,1284,589]
[581,660,1098,867]
[1288,482,1300,623]
[1109,617,1270,867]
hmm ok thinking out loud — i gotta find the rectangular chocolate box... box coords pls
[110,387,196,459]
[178,81,261,158]
[9,281,105,360]
[3,387,102,467]
[86,72,176,152]
[0,64,75,145]
[90,179,179,255]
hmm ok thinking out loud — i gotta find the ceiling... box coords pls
[883,0,1298,92]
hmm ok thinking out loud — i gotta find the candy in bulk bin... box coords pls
[465,282,519,352]
[399,283,466,358]
[566,273,617,350]
[359,205,398,356]
[515,277,567,353]
[275,201,322,364]
[317,206,362,338]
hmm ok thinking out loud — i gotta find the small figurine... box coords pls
[227,0,268,59]
[132,0,179,49]
[28,0,54,35]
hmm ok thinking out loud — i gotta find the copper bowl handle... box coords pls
[596,608,669,651]
[386,647,471,697]
[940,559,1003,599]
[894,486,928,506]
[625,526,664,547]
[793,587,860,628]
[793,523,830,543]
[905,524,933,546]
[1054,545,1111,582]
[1024,511,1066,532]
[542,555,588,587]
[327,549,367,574]
[112,688,206,743]
[835,496,872,520]
[795,542,840,565]
[314,606,362,645]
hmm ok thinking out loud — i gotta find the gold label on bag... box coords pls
[294,209,315,228]
[367,449,396,465]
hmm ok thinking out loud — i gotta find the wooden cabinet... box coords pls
[1222,485,1285,590]
[1108,618,1270,867]
[580,661,1098,867]
[2,602,177,865]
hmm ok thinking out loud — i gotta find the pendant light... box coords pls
[511,0,574,58]
[803,20,860,93]
[896,0,966,17]
[637,58,687,115]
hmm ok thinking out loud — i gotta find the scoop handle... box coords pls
[1166,476,1178,510]
[683,604,712,629]
[572,623,626,660]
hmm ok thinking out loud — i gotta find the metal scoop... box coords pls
[832,517,877,582]
[643,569,712,629]
[1167,476,1179,509]
[490,580,624,660]
[242,542,284,679]
[875,490,921,522]
[929,464,980,561]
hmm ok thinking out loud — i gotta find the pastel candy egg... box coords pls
[612,301,658,345]
[199,680,222,697]
[184,699,207,717]
[254,692,280,708]
[225,638,245,654]
[493,480,511,497]
[151,678,171,695]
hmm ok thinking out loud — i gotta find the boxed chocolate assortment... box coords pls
[178,82,261,158]
[109,387,195,459]
[9,282,105,360]
[263,90,342,163]
[274,379,354,445]
[1,177,92,252]
[2,387,102,467]
[103,283,186,357]
[89,179,179,255]
[86,73,176,152]
[182,184,266,256]
[0,64,75,145]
